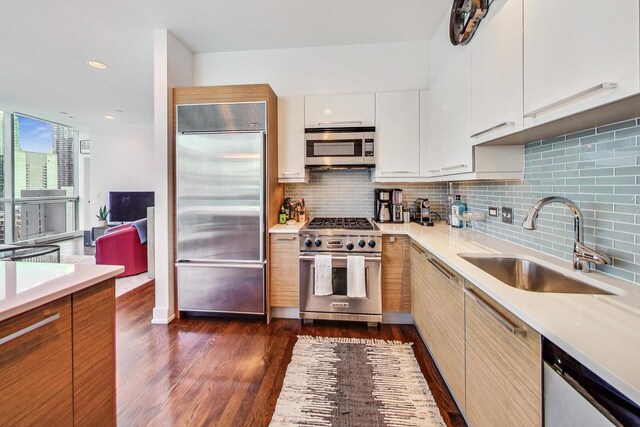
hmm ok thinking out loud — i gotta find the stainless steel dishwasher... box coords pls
[543,338,639,427]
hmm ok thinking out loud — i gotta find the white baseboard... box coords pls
[382,312,414,324]
[271,307,300,319]
[151,307,175,324]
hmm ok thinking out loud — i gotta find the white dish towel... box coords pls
[347,256,367,298]
[314,254,333,296]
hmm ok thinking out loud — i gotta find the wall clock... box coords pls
[449,0,492,46]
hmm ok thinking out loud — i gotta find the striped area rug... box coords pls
[271,336,446,427]
[60,254,152,297]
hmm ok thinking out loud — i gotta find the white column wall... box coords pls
[152,30,193,324]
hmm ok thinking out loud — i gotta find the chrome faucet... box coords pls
[522,196,611,272]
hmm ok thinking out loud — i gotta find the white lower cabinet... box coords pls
[374,91,420,181]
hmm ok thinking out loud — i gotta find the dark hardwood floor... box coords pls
[116,283,466,427]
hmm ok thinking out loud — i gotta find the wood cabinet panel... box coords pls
[269,234,300,307]
[410,243,431,342]
[465,283,542,427]
[0,297,73,426]
[429,255,465,410]
[382,235,411,312]
[73,279,116,427]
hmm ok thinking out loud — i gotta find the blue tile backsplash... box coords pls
[286,118,640,285]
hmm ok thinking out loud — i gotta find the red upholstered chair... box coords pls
[95,224,147,278]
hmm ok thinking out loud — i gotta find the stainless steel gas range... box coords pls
[299,217,382,326]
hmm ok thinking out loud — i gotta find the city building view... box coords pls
[0,112,77,243]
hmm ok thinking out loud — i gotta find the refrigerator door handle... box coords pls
[176,261,266,269]
[259,131,266,263]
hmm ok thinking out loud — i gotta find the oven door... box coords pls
[299,254,382,316]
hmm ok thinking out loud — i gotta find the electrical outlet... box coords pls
[488,207,498,217]
[501,207,513,224]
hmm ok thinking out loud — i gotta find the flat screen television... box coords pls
[109,191,155,223]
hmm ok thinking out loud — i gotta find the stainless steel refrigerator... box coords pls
[175,102,266,316]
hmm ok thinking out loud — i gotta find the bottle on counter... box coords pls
[451,195,466,228]
[278,205,287,224]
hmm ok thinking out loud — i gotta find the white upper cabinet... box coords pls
[374,91,420,179]
[304,93,375,128]
[471,0,524,144]
[524,0,640,127]
[277,95,307,183]
[419,90,439,177]
[439,49,474,175]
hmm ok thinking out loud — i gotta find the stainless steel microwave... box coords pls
[304,127,375,167]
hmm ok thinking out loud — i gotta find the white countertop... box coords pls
[0,261,124,322]
[377,221,640,405]
[269,222,305,233]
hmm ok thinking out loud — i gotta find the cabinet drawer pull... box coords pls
[470,121,516,138]
[464,288,526,337]
[441,164,468,171]
[0,313,60,346]
[317,120,362,126]
[524,82,617,118]
[282,171,301,176]
[427,169,441,173]
[429,258,457,281]
[274,236,297,241]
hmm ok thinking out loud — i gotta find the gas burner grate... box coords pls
[307,217,374,230]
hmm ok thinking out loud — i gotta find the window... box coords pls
[0,113,79,242]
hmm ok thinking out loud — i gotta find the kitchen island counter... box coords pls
[0,261,123,322]
[377,221,640,406]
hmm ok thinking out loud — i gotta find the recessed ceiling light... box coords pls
[88,60,108,69]
[104,115,114,120]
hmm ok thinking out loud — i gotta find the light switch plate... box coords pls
[488,207,498,217]
[502,207,513,224]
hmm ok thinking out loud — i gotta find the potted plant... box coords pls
[96,205,110,227]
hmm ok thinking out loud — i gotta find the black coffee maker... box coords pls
[374,189,393,223]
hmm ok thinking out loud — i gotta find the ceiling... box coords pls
[0,0,449,130]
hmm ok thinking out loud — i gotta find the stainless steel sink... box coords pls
[459,254,613,295]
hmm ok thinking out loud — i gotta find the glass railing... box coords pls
[13,197,78,242]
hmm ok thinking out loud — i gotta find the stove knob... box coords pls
[358,239,366,248]
[346,241,355,251]
[368,240,376,248]
[314,238,322,247]
[304,238,312,248]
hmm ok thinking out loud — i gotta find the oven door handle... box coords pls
[299,255,381,262]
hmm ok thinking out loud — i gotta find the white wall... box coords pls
[193,40,430,95]
[89,123,155,218]
[78,130,91,231]
[152,29,194,324]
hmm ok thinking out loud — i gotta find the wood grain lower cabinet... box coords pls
[0,297,73,426]
[382,235,411,312]
[410,243,431,342]
[464,283,542,427]
[73,279,116,426]
[269,234,300,307]
[429,254,465,411]
[0,279,116,426]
